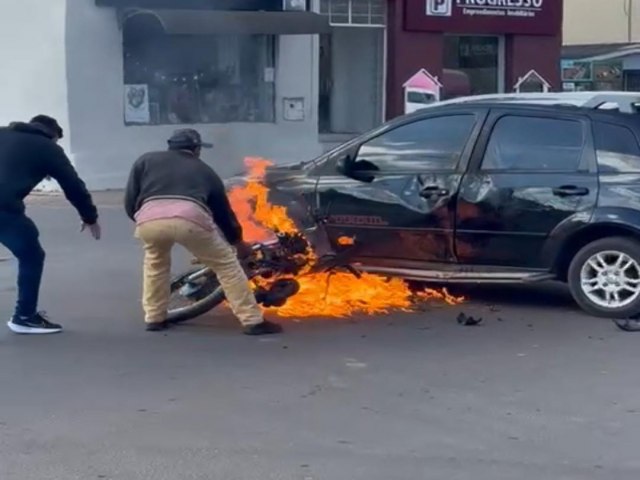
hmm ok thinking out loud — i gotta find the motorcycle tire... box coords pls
[166,268,226,324]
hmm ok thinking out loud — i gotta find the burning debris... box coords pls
[227,158,464,318]
[613,319,640,332]
[337,236,356,246]
[457,312,483,327]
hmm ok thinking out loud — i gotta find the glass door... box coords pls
[443,35,503,99]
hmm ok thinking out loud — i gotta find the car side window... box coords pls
[356,115,476,171]
[594,122,640,173]
[482,116,584,171]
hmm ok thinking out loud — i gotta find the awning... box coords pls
[562,43,640,62]
[120,9,331,35]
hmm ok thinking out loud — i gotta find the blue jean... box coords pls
[0,212,45,317]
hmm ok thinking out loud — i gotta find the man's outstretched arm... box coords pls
[46,144,98,226]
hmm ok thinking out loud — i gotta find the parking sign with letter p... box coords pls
[426,0,452,17]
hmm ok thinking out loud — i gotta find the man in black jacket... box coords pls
[0,115,100,334]
[124,129,282,335]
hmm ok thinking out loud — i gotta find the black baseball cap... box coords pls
[30,115,64,139]
[167,129,213,150]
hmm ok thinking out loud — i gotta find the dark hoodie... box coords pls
[0,122,98,224]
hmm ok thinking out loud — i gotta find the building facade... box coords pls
[562,0,640,92]
[386,0,563,118]
[563,0,639,46]
[0,0,563,190]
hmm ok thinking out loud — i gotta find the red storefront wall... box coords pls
[386,0,563,120]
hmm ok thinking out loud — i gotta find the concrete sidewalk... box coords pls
[27,190,124,208]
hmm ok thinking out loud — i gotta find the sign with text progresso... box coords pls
[406,0,562,36]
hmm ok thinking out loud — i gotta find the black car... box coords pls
[247,93,640,319]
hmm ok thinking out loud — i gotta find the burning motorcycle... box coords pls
[166,157,463,322]
[166,230,352,323]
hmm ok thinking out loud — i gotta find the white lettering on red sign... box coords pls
[456,0,543,7]
[426,0,544,18]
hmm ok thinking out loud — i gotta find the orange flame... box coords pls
[337,236,355,246]
[227,157,463,318]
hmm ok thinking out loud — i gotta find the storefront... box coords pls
[561,44,640,93]
[386,0,563,118]
[0,0,333,190]
[0,0,564,190]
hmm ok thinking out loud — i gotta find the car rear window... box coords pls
[594,122,640,173]
[482,116,584,171]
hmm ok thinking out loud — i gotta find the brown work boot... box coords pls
[243,320,283,336]
[146,321,170,332]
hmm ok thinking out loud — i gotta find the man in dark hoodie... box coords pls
[0,115,100,334]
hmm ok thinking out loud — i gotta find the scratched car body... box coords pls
[229,93,640,319]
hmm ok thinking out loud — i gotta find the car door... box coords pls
[455,110,599,269]
[315,110,486,264]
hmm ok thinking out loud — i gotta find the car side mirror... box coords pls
[336,156,378,183]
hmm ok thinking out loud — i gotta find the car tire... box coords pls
[568,236,640,318]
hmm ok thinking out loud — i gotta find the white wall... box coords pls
[64,0,323,190]
[623,54,640,70]
[0,0,69,133]
[0,0,70,192]
[564,0,640,45]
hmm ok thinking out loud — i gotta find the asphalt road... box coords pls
[1,203,639,480]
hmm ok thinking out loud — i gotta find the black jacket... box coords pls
[124,150,243,245]
[0,123,98,224]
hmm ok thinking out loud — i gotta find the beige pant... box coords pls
[135,218,263,326]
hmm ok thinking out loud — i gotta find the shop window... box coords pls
[443,36,499,99]
[482,116,584,172]
[123,15,275,125]
[561,60,623,92]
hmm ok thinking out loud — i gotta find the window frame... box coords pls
[478,112,591,174]
[593,120,640,174]
[122,32,277,126]
[351,111,483,174]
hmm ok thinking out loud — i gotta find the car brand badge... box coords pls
[426,0,452,17]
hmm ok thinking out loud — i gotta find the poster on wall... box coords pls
[124,84,150,124]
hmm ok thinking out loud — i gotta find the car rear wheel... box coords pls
[568,237,640,318]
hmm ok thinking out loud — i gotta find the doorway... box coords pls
[318,27,385,134]
[443,35,504,98]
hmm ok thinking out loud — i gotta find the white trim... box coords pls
[319,0,386,27]
[514,69,552,93]
[577,48,640,63]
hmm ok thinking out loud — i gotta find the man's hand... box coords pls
[81,222,102,240]
[235,241,254,259]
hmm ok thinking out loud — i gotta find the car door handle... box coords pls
[420,186,450,198]
[552,186,590,197]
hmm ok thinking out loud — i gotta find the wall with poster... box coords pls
[63,0,324,189]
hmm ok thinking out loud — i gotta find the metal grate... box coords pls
[318,0,385,26]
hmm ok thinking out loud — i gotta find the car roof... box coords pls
[404,92,640,125]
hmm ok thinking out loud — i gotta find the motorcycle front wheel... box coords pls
[167,267,225,324]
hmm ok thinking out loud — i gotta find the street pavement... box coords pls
[1,201,640,480]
